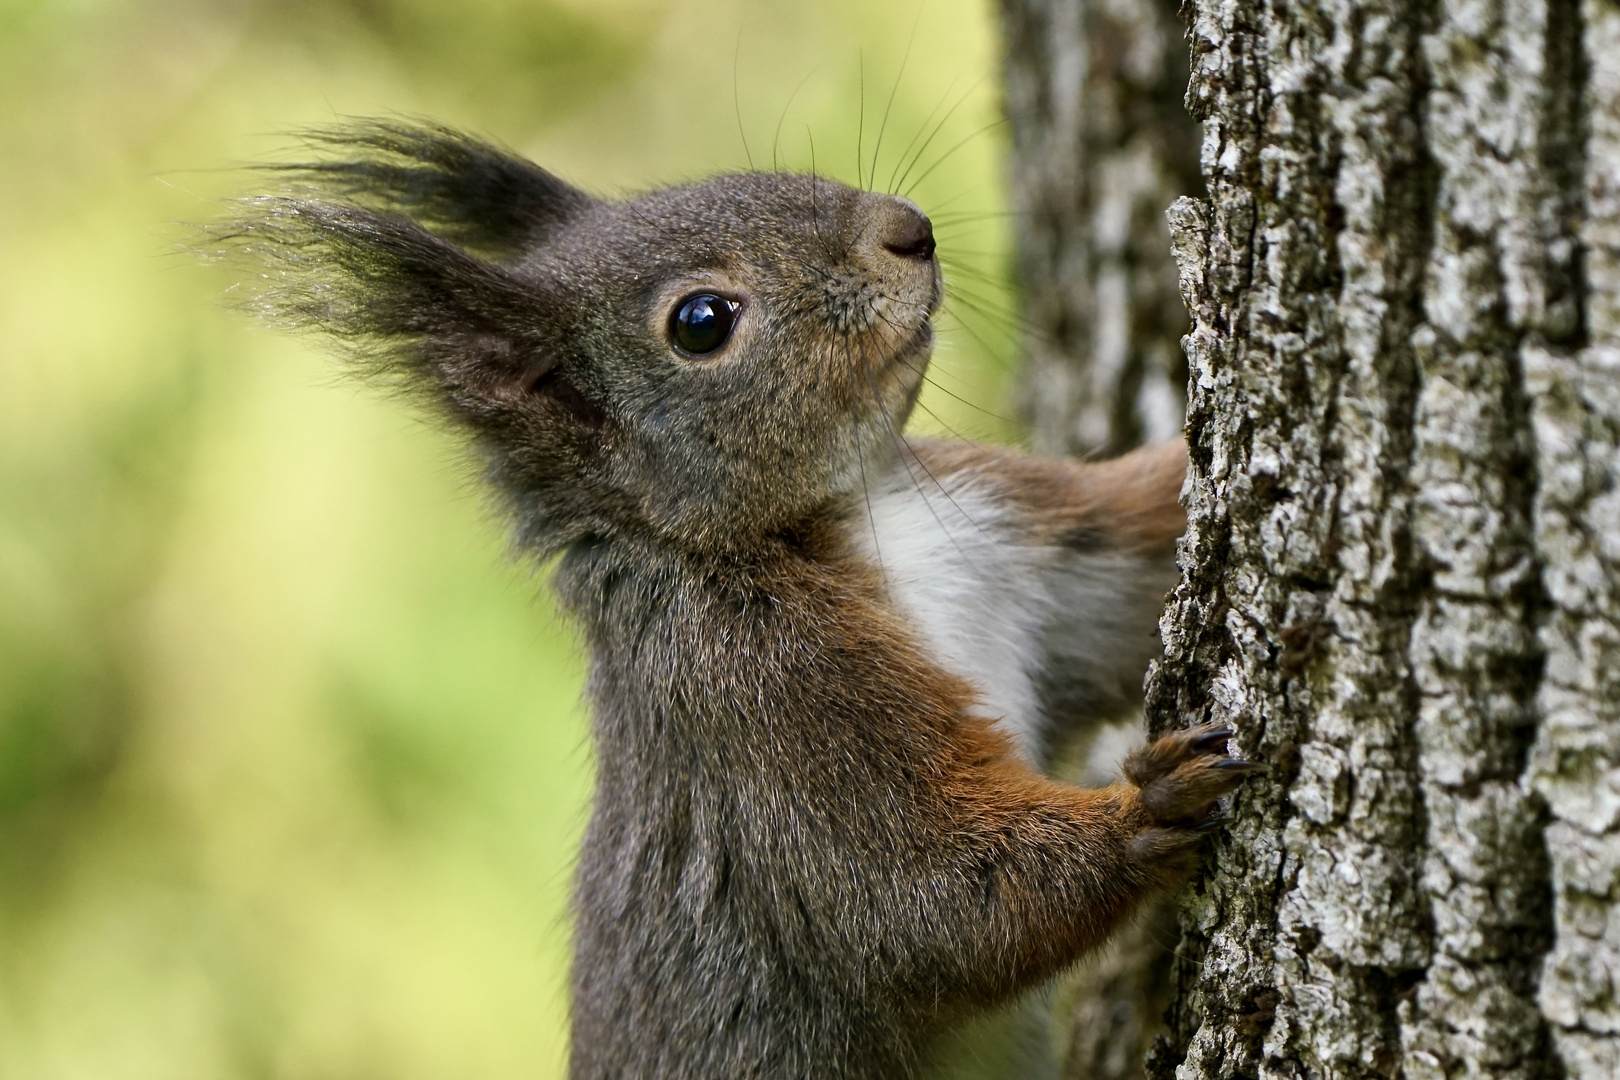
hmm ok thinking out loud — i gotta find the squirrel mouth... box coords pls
[909,317,936,357]
[885,308,935,361]
[878,315,935,394]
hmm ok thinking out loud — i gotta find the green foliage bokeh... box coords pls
[0,1,1012,1076]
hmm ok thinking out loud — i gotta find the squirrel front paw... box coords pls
[1120,722,1261,881]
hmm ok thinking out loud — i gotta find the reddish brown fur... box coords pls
[753,524,1213,1002]
[911,438,1189,551]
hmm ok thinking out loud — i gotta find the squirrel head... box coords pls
[219,120,941,555]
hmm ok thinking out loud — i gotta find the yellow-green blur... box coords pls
[0,2,1013,1076]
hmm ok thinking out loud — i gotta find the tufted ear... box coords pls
[210,188,597,436]
[261,118,593,260]
[202,121,618,555]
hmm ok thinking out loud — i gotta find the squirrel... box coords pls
[216,120,1257,1080]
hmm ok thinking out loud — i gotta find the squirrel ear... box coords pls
[212,193,577,426]
[262,118,592,260]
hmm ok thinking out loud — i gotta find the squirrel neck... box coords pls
[547,498,923,759]
[550,503,862,624]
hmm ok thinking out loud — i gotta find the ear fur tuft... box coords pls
[210,195,555,398]
[202,120,592,423]
[202,121,622,555]
[262,117,592,259]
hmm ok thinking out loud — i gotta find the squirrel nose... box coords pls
[881,203,936,261]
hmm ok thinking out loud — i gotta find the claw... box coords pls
[1213,759,1266,773]
[1194,815,1231,834]
[1190,725,1237,752]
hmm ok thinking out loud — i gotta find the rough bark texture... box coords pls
[1526,4,1620,1070]
[1001,0,1202,458]
[1134,0,1620,1078]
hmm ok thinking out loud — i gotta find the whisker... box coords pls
[934,222,1016,242]
[857,327,992,550]
[897,356,1016,425]
[807,130,828,259]
[938,278,1024,321]
[773,69,820,172]
[861,303,1016,425]
[868,7,923,190]
[856,52,866,189]
[939,274,1016,301]
[943,285,1039,338]
[903,347,997,393]
[930,209,1023,224]
[884,75,961,194]
[627,205,682,241]
[902,119,1009,199]
[891,75,988,196]
[916,191,985,217]
[938,301,1019,370]
[846,328,887,583]
[907,376,1001,441]
[933,247,1006,260]
[899,430,996,542]
[734,36,754,170]
[939,307,1023,354]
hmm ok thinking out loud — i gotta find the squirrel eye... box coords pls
[669,293,738,356]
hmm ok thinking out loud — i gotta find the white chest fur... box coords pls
[850,466,1053,762]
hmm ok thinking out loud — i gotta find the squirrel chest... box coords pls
[851,444,1180,765]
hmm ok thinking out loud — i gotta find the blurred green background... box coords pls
[0,1,1013,1076]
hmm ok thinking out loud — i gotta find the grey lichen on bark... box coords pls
[1001,0,1202,458]
[1142,0,1619,1077]
[1528,1,1620,1072]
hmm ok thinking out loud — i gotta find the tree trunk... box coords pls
[1138,1,1620,1078]
[1001,0,1202,458]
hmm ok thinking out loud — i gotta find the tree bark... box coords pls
[1001,0,1202,458]
[1138,1,1620,1079]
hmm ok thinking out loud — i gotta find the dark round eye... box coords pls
[669,293,739,355]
